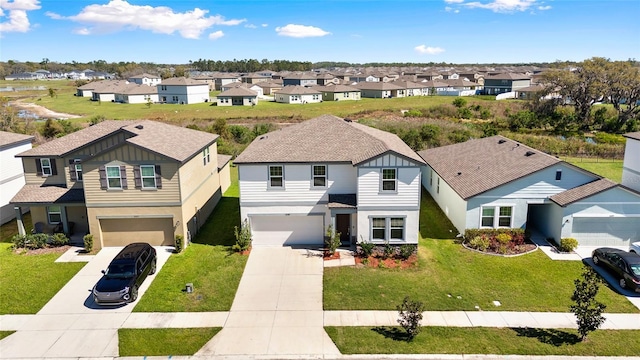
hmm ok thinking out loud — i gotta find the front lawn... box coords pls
[0,243,85,314]
[133,166,246,312]
[326,327,640,356]
[323,190,638,313]
[118,328,220,356]
[1,212,33,243]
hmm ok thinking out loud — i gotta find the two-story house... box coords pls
[11,120,230,250]
[282,73,318,87]
[233,114,425,247]
[1,131,33,224]
[127,73,161,86]
[157,77,210,104]
[419,136,640,247]
[483,73,531,95]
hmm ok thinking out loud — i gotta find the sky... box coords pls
[1,0,639,65]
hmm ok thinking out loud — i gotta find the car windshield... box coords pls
[630,264,640,277]
[105,263,135,279]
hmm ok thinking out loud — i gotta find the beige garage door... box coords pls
[101,218,174,247]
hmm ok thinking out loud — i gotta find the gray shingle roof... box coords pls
[160,77,207,86]
[274,85,321,95]
[314,84,360,93]
[217,154,232,171]
[353,82,404,90]
[418,136,561,199]
[0,131,33,149]
[234,114,425,165]
[485,73,530,80]
[10,185,85,204]
[549,178,617,207]
[18,120,218,163]
[120,84,158,95]
[624,132,640,141]
[217,87,258,97]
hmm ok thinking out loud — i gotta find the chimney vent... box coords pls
[135,125,144,130]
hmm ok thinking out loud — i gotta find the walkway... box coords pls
[196,247,341,356]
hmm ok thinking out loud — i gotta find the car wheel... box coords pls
[130,285,139,302]
[592,255,600,265]
[620,278,628,289]
[149,259,157,275]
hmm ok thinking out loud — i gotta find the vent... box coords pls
[498,139,506,144]
[525,151,535,157]
[344,118,353,122]
[259,135,268,140]
[135,125,144,130]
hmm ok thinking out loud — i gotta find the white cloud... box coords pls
[245,23,257,28]
[463,0,538,13]
[444,0,465,3]
[45,0,245,39]
[73,27,90,35]
[415,45,445,55]
[261,23,268,27]
[208,30,223,40]
[538,5,552,10]
[445,6,460,13]
[275,24,330,38]
[0,0,41,33]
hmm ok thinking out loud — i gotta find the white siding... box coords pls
[1,141,31,223]
[357,209,419,244]
[622,138,640,192]
[421,165,467,234]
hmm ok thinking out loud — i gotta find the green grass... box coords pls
[323,190,638,313]
[133,166,246,312]
[0,331,15,340]
[325,327,640,356]
[0,243,86,314]
[118,328,220,356]
[1,212,33,243]
[563,156,624,183]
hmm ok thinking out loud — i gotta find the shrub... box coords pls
[228,125,254,144]
[457,107,473,119]
[559,237,579,253]
[382,241,395,259]
[397,296,425,341]
[452,97,467,108]
[570,266,606,341]
[447,129,471,143]
[26,234,48,249]
[50,233,69,247]
[232,218,252,252]
[403,109,423,117]
[174,234,184,254]
[469,236,490,251]
[324,225,341,255]
[253,123,276,137]
[83,234,94,253]
[11,234,28,248]
[358,238,375,258]
[399,244,417,260]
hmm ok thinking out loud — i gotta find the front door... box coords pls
[336,214,350,245]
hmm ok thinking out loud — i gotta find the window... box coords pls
[371,217,406,241]
[430,170,433,187]
[106,165,122,189]
[436,177,440,194]
[75,163,83,181]
[382,168,397,192]
[40,158,52,176]
[481,206,513,228]
[372,218,386,240]
[390,218,404,240]
[312,165,326,187]
[269,165,283,188]
[48,206,61,224]
[140,165,156,188]
[161,85,167,91]
[555,170,562,181]
[172,96,179,102]
[203,146,210,165]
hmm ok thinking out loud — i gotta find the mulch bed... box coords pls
[323,252,341,260]
[13,245,71,256]
[354,254,418,269]
[462,242,538,256]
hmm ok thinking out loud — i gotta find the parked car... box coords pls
[92,242,157,305]
[630,241,640,254]
[592,247,640,292]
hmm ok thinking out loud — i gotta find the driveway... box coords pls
[197,246,340,356]
[0,246,173,359]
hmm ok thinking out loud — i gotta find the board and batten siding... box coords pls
[83,144,180,206]
[622,138,640,192]
[421,165,467,234]
[357,155,421,209]
[238,163,356,205]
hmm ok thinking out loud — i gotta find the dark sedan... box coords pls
[92,242,157,305]
[592,247,640,292]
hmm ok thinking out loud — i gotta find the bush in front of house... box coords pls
[174,234,184,254]
[232,219,252,253]
[464,228,528,254]
[83,234,94,253]
[399,244,417,260]
[559,237,579,253]
[50,233,69,247]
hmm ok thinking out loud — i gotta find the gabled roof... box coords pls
[18,120,218,163]
[234,114,425,166]
[388,80,424,89]
[624,132,640,141]
[314,84,360,93]
[120,84,158,95]
[160,77,207,86]
[353,82,403,91]
[11,185,85,205]
[0,131,33,149]
[274,85,321,95]
[443,78,479,87]
[418,136,563,199]
[129,73,160,79]
[485,73,530,80]
[549,179,617,207]
[283,72,317,80]
[218,87,258,97]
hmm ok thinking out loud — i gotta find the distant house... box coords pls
[419,79,449,95]
[157,77,210,104]
[274,85,322,104]
[5,73,37,81]
[0,131,33,224]
[242,73,271,84]
[389,80,424,96]
[212,73,241,90]
[216,87,258,106]
[128,73,161,87]
[354,82,404,98]
[91,81,131,102]
[115,84,159,104]
[316,73,340,86]
[282,73,318,87]
[315,84,361,101]
[256,81,283,95]
[76,80,128,98]
[484,73,531,95]
[417,71,443,81]
[220,82,264,97]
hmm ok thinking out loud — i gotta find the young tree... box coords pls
[570,266,606,341]
[397,296,425,341]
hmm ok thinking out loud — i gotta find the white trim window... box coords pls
[481,206,513,228]
[371,218,386,240]
[75,163,83,181]
[40,158,52,176]
[203,146,210,165]
[47,206,62,224]
[140,165,156,189]
[381,168,397,192]
[312,165,327,188]
[106,165,123,189]
[371,217,406,241]
[390,218,405,240]
[269,165,284,188]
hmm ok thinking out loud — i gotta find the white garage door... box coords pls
[101,218,174,247]
[250,215,324,247]
[572,217,639,247]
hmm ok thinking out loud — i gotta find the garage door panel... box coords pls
[573,218,639,247]
[101,218,173,247]
[251,215,323,247]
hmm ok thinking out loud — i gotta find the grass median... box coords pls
[118,328,220,356]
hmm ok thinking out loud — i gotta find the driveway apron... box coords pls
[197,247,340,356]
[0,246,173,359]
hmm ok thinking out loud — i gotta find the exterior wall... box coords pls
[94,93,116,102]
[1,141,31,224]
[22,157,66,186]
[275,93,321,104]
[322,91,361,101]
[622,138,640,192]
[217,96,256,106]
[360,89,391,98]
[158,84,210,104]
[122,94,159,104]
[357,209,420,244]
[357,167,420,209]
[421,165,467,234]
[465,164,597,230]
[215,78,240,91]
[219,162,231,194]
